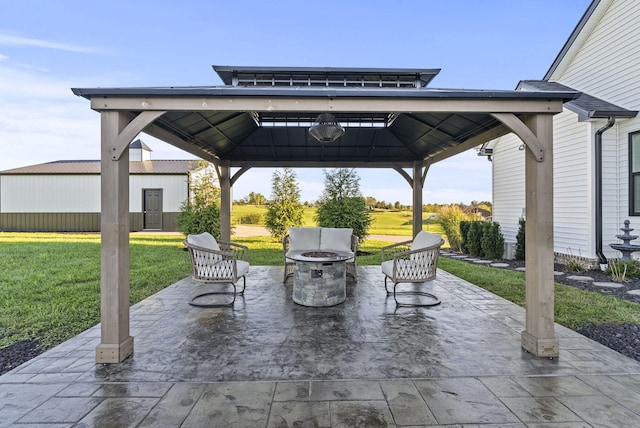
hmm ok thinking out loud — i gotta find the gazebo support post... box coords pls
[219,163,232,242]
[96,111,133,363]
[412,161,424,238]
[521,114,559,357]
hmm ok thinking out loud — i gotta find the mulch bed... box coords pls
[0,338,41,376]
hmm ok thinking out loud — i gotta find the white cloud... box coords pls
[0,64,102,170]
[0,33,105,54]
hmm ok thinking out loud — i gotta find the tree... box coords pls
[315,168,372,242]
[515,218,526,260]
[247,192,267,205]
[481,222,505,259]
[437,205,470,252]
[466,221,484,257]
[177,160,221,237]
[264,168,304,240]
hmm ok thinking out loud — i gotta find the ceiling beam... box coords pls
[424,124,511,164]
[229,160,416,168]
[91,96,565,114]
[143,121,221,164]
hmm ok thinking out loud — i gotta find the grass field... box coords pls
[231,205,443,236]
[2,230,639,357]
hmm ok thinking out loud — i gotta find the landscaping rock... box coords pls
[490,263,510,268]
[593,282,625,288]
[566,275,594,282]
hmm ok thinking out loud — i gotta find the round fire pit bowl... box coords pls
[301,251,337,258]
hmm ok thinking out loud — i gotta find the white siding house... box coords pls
[489,0,640,266]
[0,140,194,232]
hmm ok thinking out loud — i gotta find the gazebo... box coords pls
[72,66,577,364]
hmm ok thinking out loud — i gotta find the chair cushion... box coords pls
[411,231,442,251]
[187,232,220,251]
[236,260,250,277]
[381,259,395,277]
[289,227,321,251]
[320,228,353,252]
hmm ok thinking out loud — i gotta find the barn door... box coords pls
[143,189,163,230]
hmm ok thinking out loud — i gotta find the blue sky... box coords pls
[0,0,591,204]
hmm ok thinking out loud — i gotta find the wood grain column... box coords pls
[219,163,231,242]
[412,161,424,238]
[96,111,133,363]
[521,114,559,357]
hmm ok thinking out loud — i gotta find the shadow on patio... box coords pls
[2,266,640,426]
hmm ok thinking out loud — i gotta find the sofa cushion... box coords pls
[289,227,321,251]
[187,232,220,251]
[411,231,442,251]
[320,228,353,252]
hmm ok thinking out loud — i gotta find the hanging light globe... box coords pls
[309,113,345,143]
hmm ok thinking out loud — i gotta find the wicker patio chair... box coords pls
[184,232,249,307]
[381,231,444,307]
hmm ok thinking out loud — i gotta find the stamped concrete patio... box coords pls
[2,266,640,426]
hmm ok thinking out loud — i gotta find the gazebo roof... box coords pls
[72,66,578,168]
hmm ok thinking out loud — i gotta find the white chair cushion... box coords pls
[289,227,321,251]
[381,260,395,277]
[411,231,442,251]
[236,260,250,277]
[320,228,353,252]
[187,232,220,251]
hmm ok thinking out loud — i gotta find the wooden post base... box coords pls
[96,336,134,363]
[521,330,559,358]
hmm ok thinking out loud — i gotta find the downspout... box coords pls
[595,117,616,265]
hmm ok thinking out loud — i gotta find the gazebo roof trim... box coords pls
[71,85,578,101]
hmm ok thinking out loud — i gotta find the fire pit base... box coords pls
[287,250,351,307]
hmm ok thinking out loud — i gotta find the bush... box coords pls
[177,202,221,238]
[515,218,526,260]
[459,221,472,253]
[437,205,470,251]
[238,213,262,225]
[177,160,222,238]
[605,259,640,279]
[481,222,505,259]
[315,169,372,242]
[466,221,485,257]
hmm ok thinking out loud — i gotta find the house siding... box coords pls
[491,134,525,242]
[0,212,180,232]
[552,111,593,258]
[1,175,101,212]
[551,0,640,260]
[492,110,594,257]
[0,174,187,232]
[492,0,640,263]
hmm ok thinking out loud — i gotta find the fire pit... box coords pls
[286,249,353,307]
[301,251,338,258]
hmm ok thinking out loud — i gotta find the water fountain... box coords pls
[609,220,640,261]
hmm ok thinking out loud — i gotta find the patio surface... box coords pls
[2,266,640,427]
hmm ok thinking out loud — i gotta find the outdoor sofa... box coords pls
[282,227,358,282]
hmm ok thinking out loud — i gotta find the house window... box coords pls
[630,131,640,215]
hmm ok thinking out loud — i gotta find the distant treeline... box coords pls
[234,192,491,215]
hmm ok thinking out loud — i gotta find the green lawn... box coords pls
[0,233,191,349]
[2,231,639,356]
[231,205,443,236]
